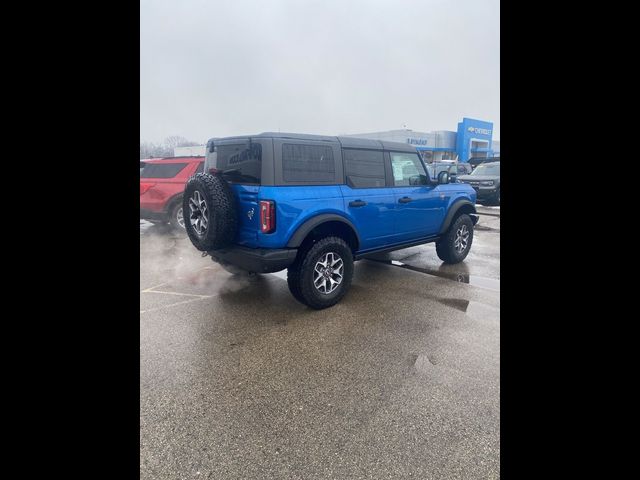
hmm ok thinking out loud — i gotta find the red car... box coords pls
[140,157,204,229]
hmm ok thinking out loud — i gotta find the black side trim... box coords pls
[438,200,476,235]
[286,214,361,249]
[354,236,440,260]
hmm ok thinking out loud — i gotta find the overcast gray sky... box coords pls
[140,0,499,143]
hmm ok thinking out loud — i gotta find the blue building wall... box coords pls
[456,118,494,162]
[346,118,497,163]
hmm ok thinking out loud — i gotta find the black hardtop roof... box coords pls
[210,132,418,153]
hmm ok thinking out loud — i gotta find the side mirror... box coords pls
[437,171,449,185]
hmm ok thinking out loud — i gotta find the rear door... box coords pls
[340,148,398,251]
[390,151,446,241]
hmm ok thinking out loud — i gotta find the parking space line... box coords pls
[141,283,168,293]
[142,290,210,298]
[140,295,212,315]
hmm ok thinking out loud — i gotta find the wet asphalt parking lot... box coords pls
[140,208,500,479]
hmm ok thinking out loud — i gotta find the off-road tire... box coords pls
[286,248,308,304]
[183,173,237,251]
[436,214,474,264]
[168,200,185,230]
[287,236,354,309]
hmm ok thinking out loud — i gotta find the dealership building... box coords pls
[344,117,498,163]
[173,117,498,162]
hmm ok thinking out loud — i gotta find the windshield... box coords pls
[471,163,500,176]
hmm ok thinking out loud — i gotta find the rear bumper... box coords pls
[209,246,298,274]
[140,208,168,221]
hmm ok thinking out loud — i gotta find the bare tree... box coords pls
[164,135,200,150]
[140,136,200,159]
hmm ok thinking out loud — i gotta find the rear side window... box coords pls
[282,144,335,183]
[343,149,386,188]
[215,142,262,184]
[140,163,188,178]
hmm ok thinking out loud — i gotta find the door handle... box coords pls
[398,197,413,203]
[349,200,367,207]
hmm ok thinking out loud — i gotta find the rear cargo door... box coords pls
[211,139,267,247]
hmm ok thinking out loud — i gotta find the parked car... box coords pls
[140,157,204,229]
[455,162,473,175]
[427,161,472,180]
[458,161,500,206]
[469,156,499,170]
[181,133,478,309]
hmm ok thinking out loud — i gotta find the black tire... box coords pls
[286,251,307,304]
[436,214,474,264]
[168,200,185,230]
[183,173,237,251]
[494,188,500,206]
[287,236,354,310]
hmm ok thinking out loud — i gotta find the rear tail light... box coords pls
[260,200,275,233]
[140,183,156,195]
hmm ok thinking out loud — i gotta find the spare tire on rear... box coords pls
[183,173,237,251]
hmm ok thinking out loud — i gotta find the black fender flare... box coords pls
[438,200,477,235]
[286,214,361,249]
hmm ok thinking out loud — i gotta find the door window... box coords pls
[390,153,429,186]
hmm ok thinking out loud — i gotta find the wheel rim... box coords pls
[313,252,344,295]
[188,190,209,236]
[454,224,470,253]
[176,207,185,229]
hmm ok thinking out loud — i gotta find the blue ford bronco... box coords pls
[183,133,478,309]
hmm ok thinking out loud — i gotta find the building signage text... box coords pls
[467,126,492,136]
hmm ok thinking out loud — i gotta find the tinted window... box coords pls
[215,142,262,184]
[343,149,386,188]
[390,153,428,186]
[282,144,335,183]
[195,162,204,174]
[140,163,188,178]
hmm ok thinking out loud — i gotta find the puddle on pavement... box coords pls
[270,270,288,280]
[268,261,472,312]
[408,353,437,373]
[368,259,500,292]
[475,224,499,231]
